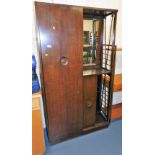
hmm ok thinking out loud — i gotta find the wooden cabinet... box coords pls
[35,2,117,144]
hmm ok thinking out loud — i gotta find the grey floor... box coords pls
[44,119,122,155]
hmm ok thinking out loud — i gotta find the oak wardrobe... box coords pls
[35,2,118,144]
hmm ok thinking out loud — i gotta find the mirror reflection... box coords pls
[83,19,100,65]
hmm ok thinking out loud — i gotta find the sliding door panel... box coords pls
[35,2,83,143]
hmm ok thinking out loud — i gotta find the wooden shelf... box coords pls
[82,111,109,133]
[82,120,109,133]
[83,68,110,76]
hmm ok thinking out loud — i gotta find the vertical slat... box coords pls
[96,19,103,112]
[107,12,117,122]
[96,19,103,66]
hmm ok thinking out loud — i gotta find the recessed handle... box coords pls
[87,100,93,108]
[60,56,69,66]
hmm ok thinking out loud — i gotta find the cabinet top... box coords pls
[35,2,118,12]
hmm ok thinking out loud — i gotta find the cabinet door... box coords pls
[35,2,83,143]
[83,76,97,127]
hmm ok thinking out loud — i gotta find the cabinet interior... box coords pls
[82,8,117,131]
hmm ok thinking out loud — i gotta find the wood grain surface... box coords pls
[35,2,83,143]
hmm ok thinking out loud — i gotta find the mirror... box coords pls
[83,19,100,65]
